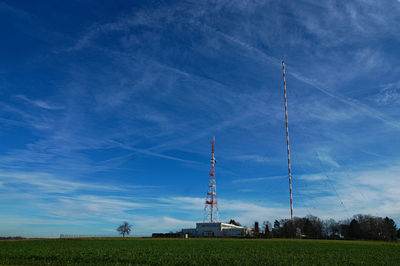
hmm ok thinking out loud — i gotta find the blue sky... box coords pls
[0,0,400,237]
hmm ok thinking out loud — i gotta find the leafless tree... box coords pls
[117,221,132,237]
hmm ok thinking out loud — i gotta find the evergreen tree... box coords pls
[303,219,314,238]
[349,219,361,239]
[273,220,281,237]
[382,217,396,241]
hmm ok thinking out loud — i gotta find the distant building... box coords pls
[151,232,181,238]
[182,222,252,237]
[174,139,253,238]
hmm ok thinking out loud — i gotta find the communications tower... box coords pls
[204,136,218,223]
[282,57,294,222]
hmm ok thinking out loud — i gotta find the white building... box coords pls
[182,222,252,237]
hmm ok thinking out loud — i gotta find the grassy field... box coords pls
[0,238,399,265]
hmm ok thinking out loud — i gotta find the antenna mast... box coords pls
[204,136,218,223]
[282,57,294,222]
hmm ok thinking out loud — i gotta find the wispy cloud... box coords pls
[376,81,400,105]
[294,163,400,220]
[45,195,149,218]
[289,71,400,130]
[0,102,57,130]
[65,8,171,52]
[234,155,275,164]
[0,170,157,195]
[109,140,201,164]
[233,175,285,183]
[129,216,197,235]
[0,2,31,19]
[15,95,64,110]
[1,0,399,237]
[297,173,328,182]
[316,149,340,168]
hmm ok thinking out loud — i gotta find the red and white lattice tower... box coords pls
[282,57,294,222]
[204,136,219,223]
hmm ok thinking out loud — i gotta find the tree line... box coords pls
[254,214,399,241]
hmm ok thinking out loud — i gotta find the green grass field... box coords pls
[0,238,399,265]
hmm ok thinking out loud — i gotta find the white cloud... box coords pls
[15,95,64,110]
[232,175,285,183]
[376,81,400,105]
[297,174,328,182]
[293,164,400,222]
[234,155,274,164]
[47,195,148,218]
[289,71,400,130]
[131,216,197,234]
[316,149,340,168]
[0,0,399,237]
[66,8,171,51]
[0,170,154,194]
[161,197,204,210]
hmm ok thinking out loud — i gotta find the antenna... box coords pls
[282,57,294,222]
[204,136,219,223]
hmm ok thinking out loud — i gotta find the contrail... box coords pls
[200,23,400,130]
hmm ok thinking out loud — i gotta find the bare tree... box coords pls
[117,221,132,237]
[324,218,340,239]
